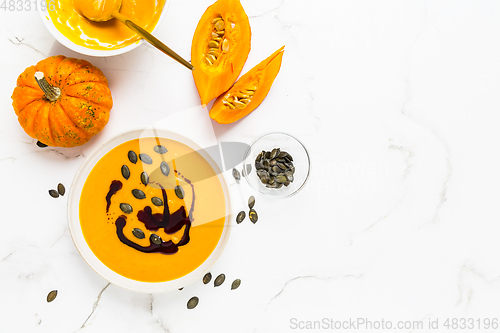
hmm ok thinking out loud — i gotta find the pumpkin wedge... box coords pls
[12,56,112,147]
[191,0,251,106]
[209,46,284,124]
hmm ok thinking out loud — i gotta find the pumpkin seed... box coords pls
[160,161,170,177]
[265,151,271,159]
[214,20,225,31]
[208,40,219,48]
[275,175,287,183]
[256,152,263,162]
[150,234,162,245]
[272,166,281,174]
[216,30,225,36]
[49,189,59,198]
[132,189,146,199]
[121,165,130,180]
[179,287,184,290]
[187,296,199,309]
[120,203,133,214]
[57,183,65,196]
[214,274,225,287]
[255,161,264,170]
[154,145,168,154]
[249,209,258,223]
[285,171,294,181]
[47,290,57,302]
[268,176,275,185]
[132,228,145,239]
[241,89,255,95]
[246,85,258,91]
[239,98,250,104]
[269,159,277,166]
[270,148,280,159]
[151,196,163,206]
[208,50,219,57]
[205,57,213,66]
[212,17,222,24]
[36,141,48,148]
[139,153,153,164]
[233,100,246,109]
[277,162,287,170]
[128,150,138,164]
[222,38,229,53]
[232,168,241,181]
[223,100,236,109]
[278,151,288,158]
[141,172,149,186]
[236,211,245,224]
[206,54,217,63]
[175,186,185,199]
[277,183,283,189]
[284,181,291,186]
[203,272,212,284]
[211,32,220,39]
[248,196,255,209]
[231,279,241,290]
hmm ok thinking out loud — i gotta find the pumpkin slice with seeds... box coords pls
[209,46,284,124]
[191,0,251,106]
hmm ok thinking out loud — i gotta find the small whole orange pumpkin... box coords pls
[12,55,113,147]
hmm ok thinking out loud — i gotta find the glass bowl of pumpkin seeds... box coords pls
[243,132,310,198]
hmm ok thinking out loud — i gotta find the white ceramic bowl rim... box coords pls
[38,0,170,56]
[67,128,231,293]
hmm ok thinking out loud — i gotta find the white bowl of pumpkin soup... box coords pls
[68,130,230,292]
[38,0,168,56]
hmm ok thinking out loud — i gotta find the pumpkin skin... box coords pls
[209,46,284,124]
[12,56,113,147]
[191,0,251,106]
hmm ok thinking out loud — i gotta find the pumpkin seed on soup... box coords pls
[121,165,130,180]
[57,183,65,196]
[139,153,153,165]
[249,209,258,223]
[187,296,199,309]
[214,274,225,287]
[175,186,185,199]
[47,290,57,302]
[128,150,137,164]
[141,172,149,186]
[120,203,133,214]
[203,272,212,284]
[48,189,59,198]
[231,279,241,290]
[151,197,163,206]
[150,234,162,245]
[160,161,170,177]
[153,145,168,154]
[132,189,146,199]
[132,228,145,239]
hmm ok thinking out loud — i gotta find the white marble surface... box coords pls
[2,0,500,332]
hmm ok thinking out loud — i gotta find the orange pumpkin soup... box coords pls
[79,137,226,282]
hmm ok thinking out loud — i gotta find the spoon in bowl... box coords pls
[75,0,194,70]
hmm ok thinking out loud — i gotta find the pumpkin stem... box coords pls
[34,72,61,102]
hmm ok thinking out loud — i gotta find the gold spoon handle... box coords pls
[113,11,194,71]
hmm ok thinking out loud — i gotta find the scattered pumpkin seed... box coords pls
[153,145,167,154]
[214,274,225,287]
[36,141,48,148]
[248,196,255,209]
[232,168,241,181]
[48,189,59,198]
[187,296,199,309]
[141,172,149,186]
[150,234,162,245]
[121,165,130,180]
[175,186,185,199]
[47,290,57,302]
[139,153,153,165]
[120,203,133,214]
[236,211,245,224]
[178,287,184,290]
[132,228,145,239]
[203,272,212,284]
[151,197,163,206]
[231,279,241,290]
[57,183,65,196]
[128,150,138,164]
[249,209,258,223]
[160,161,170,177]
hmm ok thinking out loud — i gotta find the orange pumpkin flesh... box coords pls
[209,46,284,124]
[12,56,113,148]
[191,0,251,106]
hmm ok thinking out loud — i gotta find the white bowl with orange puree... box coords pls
[68,129,231,292]
[38,0,168,56]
